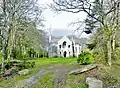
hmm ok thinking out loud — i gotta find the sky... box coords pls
[38,0,91,37]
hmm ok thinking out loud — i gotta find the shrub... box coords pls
[5,62,12,70]
[53,55,58,58]
[103,73,118,85]
[24,62,31,69]
[93,51,107,64]
[77,51,94,65]
[18,63,25,70]
[72,83,88,88]
[17,60,35,70]
[78,83,88,88]
[31,62,35,68]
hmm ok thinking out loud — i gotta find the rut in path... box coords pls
[23,65,56,88]
[53,65,70,88]
[24,69,48,88]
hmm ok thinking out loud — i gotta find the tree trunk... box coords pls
[107,37,112,66]
[1,0,6,74]
[1,37,5,73]
[111,30,116,60]
[112,32,115,51]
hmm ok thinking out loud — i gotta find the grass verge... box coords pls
[0,58,77,88]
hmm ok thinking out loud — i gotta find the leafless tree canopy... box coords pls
[52,0,120,25]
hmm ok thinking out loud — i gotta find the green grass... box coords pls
[0,58,77,88]
[31,72,54,88]
[31,57,77,66]
[1,57,120,88]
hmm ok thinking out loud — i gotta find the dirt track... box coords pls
[23,64,80,88]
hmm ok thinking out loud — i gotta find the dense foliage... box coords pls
[77,51,94,65]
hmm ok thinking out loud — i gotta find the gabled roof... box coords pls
[52,35,88,45]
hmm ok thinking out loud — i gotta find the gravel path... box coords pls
[53,69,68,88]
[24,69,48,88]
[23,64,76,88]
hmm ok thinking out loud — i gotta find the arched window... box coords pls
[59,45,61,48]
[62,41,67,48]
[68,45,70,48]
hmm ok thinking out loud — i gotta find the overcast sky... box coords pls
[38,0,91,37]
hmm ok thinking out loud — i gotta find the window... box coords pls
[62,41,67,48]
[60,52,61,56]
[59,45,61,48]
[68,45,70,48]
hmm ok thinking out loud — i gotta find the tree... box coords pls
[52,0,120,66]
[0,0,44,73]
[5,0,43,59]
[85,0,101,32]
[1,0,7,74]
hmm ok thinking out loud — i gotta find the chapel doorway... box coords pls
[64,51,67,57]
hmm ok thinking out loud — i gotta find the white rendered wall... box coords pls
[57,36,82,57]
[57,36,73,57]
